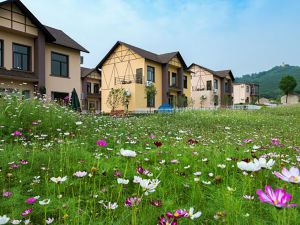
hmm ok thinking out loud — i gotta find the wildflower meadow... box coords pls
[0,96,299,224]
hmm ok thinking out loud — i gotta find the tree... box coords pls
[279,76,297,103]
[106,88,126,112]
[145,84,157,113]
[177,94,188,108]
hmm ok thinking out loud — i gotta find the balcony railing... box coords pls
[114,74,143,85]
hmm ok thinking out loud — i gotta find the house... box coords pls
[81,67,101,113]
[0,0,88,103]
[233,83,259,104]
[280,94,299,105]
[96,41,191,113]
[189,63,235,108]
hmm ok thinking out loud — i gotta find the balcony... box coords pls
[114,74,143,85]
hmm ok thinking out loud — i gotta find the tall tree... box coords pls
[279,76,297,103]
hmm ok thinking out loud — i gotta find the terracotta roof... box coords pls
[97,41,187,69]
[80,67,94,78]
[45,26,89,53]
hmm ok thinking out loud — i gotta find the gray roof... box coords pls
[45,26,89,53]
[189,64,235,81]
[97,41,188,69]
[80,67,95,78]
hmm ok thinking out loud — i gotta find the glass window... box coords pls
[22,90,30,99]
[214,79,218,90]
[136,68,143,84]
[183,76,188,89]
[87,82,91,94]
[171,73,177,87]
[94,83,100,94]
[147,94,155,107]
[147,66,155,82]
[13,43,30,71]
[207,81,212,90]
[246,86,250,93]
[0,40,3,67]
[51,52,69,77]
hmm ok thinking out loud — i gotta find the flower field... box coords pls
[0,96,299,225]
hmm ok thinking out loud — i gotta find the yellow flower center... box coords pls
[174,213,179,217]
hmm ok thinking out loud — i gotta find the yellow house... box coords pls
[97,41,191,113]
[189,64,235,108]
[0,0,88,104]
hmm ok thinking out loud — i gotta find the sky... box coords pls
[19,0,300,77]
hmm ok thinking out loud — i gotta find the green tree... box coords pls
[106,88,126,112]
[279,76,297,103]
[145,84,157,113]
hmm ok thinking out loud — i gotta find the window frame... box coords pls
[207,80,212,91]
[94,83,100,94]
[136,68,143,84]
[51,52,69,77]
[214,79,218,90]
[12,43,31,71]
[171,72,177,87]
[0,40,3,68]
[87,82,92,94]
[147,66,155,82]
[183,75,188,89]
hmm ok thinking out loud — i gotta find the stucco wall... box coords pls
[45,43,82,100]
[0,78,35,97]
[281,95,299,104]
[233,84,251,104]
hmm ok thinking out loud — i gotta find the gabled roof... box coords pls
[189,63,235,81]
[45,26,89,53]
[97,41,187,69]
[0,0,55,42]
[80,67,100,78]
[0,0,88,52]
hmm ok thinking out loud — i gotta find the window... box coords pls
[171,73,177,87]
[94,83,100,94]
[246,86,250,93]
[147,66,155,82]
[183,76,188,89]
[51,52,69,77]
[168,71,170,86]
[214,79,218,90]
[136,68,143,84]
[0,40,3,67]
[147,94,155,107]
[22,90,30,99]
[13,43,30,71]
[207,80,212,90]
[87,82,91,94]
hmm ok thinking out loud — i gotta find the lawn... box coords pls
[0,96,299,225]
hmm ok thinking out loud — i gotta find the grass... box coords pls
[0,96,299,224]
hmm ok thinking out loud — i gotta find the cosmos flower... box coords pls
[39,199,51,205]
[45,218,54,224]
[12,131,22,136]
[10,220,21,224]
[139,178,160,195]
[114,170,122,177]
[271,138,281,146]
[25,197,37,204]
[120,149,137,157]
[237,160,261,172]
[21,208,32,217]
[19,160,28,165]
[0,215,10,225]
[150,200,162,207]
[154,141,162,147]
[158,215,177,225]
[117,178,129,184]
[256,186,298,208]
[166,209,188,219]
[50,176,67,183]
[243,139,253,143]
[256,158,275,169]
[243,195,255,200]
[125,196,141,207]
[2,192,12,198]
[188,207,202,220]
[103,202,118,209]
[96,140,107,147]
[273,167,300,183]
[73,171,87,178]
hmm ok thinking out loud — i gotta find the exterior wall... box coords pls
[82,71,101,112]
[183,71,191,99]
[101,44,145,113]
[281,95,299,105]
[0,2,38,36]
[0,29,35,71]
[191,65,222,108]
[0,78,35,97]
[233,84,251,104]
[45,43,82,100]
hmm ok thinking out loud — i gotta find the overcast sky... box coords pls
[19,0,300,76]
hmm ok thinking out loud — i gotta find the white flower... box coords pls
[0,215,10,225]
[103,202,118,209]
[202,158,208,162]
[75,121,83,125]
[139,179,160,195]
[46,218,54,224]
[11,220,21,225]
[217,164,226,169]
[133,176,143,183]
[193,172,202,176]
[50,176,67,183]
[73,171,87,177]
[243,195,254,200]
[188,207,202,220]
[23,219,30,225]
[256,158,275,169]
[39,198,51,205]
[227,186,236,192]
[208,173,214,177]
[194,177,200,182]
[120,149,137,157]
[117,178,129,184]
[237,160,261,172]
[202,181,211,185]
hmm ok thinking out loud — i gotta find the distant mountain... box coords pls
[235,64,300,99]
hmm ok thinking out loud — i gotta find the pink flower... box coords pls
[166,209,188,219]
[256,185,298,208]
[170,159,179,164]
[73,171,87,178]
[21,208,33,217]
[20,159,29,165]
[271,138,281,146]
[96,140,107,147]
[10,163,20,169]
[114,170,122,177]
[125,196,141,207]
[26,197,37,204]
[243,139,253,143]
[13,130,22,136]
[158,214,178,225]
[2,191,12,198]
[273,167,300,183]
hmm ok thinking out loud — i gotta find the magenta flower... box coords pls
[96,140,107,147]
[13,130,22,136]
[10,163,20,169]
[166,209,188,219]
[2,191,12,198]
[21,208,32,217]
[158,215,178,225]
[25,197,37,204]
[256,186,298,208]
[20,159,29,165]
[243,139,253,143]
[271,138,281,146]
[150,199,162,207]
[136,165,150,175]
[125,196,141,207]
[114,170,122,177]
[274,167,300,183]
[154,141,162,147]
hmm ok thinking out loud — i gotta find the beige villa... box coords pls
[233,83,259,104]
[0,0,88,105]
[97,41,191,113]
[189,63,235,108]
